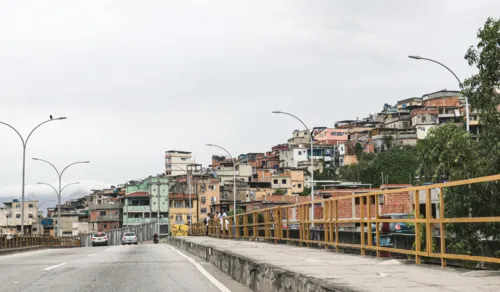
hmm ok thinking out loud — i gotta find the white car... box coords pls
[122,232,138,245]
[91,232,108,246]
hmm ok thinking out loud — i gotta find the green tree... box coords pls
[300,187,311,196]
[416,18,500,257]
[338,147,418,187]
[354,143,363,159]
[463,17,500,176]
[416,123,478,183]
[274,188,286,195]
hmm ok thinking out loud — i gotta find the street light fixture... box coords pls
[408,55,469,132]
[33,158,89,236]
[0,117,67,234]
[206,144,236,224]
[272,110,316,227]
[37,182,79,234]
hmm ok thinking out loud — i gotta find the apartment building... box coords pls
[165,150,196,176]
[89,187,125,232]
[52,199,89,236]
[0,199,40,235]
[123,176,169,233]
[213,163,252,183]
[169,175,198,226]
[279,148,308,168]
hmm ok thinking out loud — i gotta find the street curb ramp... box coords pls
[168,237,356,292]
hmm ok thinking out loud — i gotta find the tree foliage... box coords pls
[416,18,500,256]
[338,147,418,187]
[463,17,500,176]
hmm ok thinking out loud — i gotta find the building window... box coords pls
[282,179,286,184]
[175,215,182,221]
[174,201,183,208]
[99,211,106,216]
[273,179,278,184]
[298,151,302,155]
[298,184,302,188]
[28,204,33,208]
[201,196,206,203]
[16,204,20,209]
[201,208,207,214]
[103,224,108,228]
[16,214,21,219]
[28,214,34,218]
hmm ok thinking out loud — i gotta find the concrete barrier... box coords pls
[80,222,158,247]
[0,246,46,256]
[168,237,355,292]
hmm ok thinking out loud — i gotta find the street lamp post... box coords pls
[272,110,315,227]
[206,144,236,224]
[408,55,469,132]
[0,117,67,234]
[37,182,80,235]
[33,158,89,236]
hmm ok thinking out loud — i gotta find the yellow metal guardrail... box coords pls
[192,174,500,267]
[0,235,81,249]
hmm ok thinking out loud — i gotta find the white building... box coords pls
[0,200,40,235]
[279,148,308,168]
[288,130,310,147]
[165,150,196,176]
[214,164,252,183]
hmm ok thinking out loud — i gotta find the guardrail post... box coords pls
[415,190,421,264]
[439,187,446,267]
[425,187,432,258]
[360,195,366,256]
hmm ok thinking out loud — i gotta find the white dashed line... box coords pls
[44,263,67,271]
[88,253,96,257]
[168,246,231,292]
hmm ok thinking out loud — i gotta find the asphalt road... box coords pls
[0,243,251,292]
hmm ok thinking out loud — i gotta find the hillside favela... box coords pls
[1,2,500,292]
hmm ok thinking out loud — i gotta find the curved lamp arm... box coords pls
[33,158,60,177]
[36,182,58,196]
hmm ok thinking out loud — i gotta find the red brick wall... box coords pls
[424,97,460,107]
[97,222,120,232]
[411,108,439,117]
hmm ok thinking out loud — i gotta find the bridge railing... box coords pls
[195,174,500,267]
[0,234,80,249]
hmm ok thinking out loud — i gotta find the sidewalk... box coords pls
[0,246,46,256]
[169,237,500,292]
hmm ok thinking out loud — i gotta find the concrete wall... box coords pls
[80,221,158,247]
[169,237,339,292]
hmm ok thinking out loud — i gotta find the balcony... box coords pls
[89,203,123,210]
[123,217,166,225]
[91,215,121,222]
[124,205,150,212]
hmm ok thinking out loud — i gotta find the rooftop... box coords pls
[165,150,192,154]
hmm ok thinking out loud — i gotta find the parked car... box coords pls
[122,232,138,245]
[371,213,414,234]
[91,232,108,246]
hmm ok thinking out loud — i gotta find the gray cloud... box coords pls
[1,0,498,198]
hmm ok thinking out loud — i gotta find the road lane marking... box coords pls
[44,263,67,271]
[88,253,96,257]
[105,248,110,251]
[168,246,231,292]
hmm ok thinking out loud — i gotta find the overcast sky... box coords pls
[0,1,497,204]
